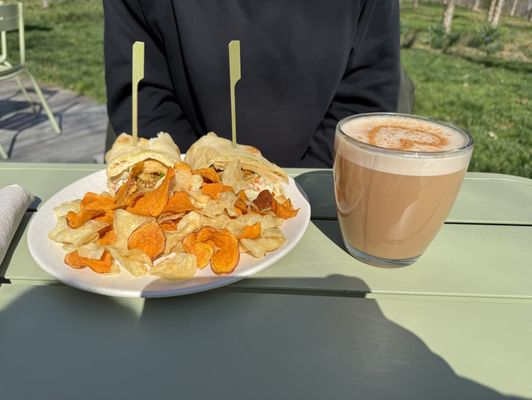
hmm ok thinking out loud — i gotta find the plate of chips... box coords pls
[27,161,311,298]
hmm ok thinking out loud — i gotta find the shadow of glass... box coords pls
[0,277,524,399]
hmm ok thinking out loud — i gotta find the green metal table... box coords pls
[0,163,531,399]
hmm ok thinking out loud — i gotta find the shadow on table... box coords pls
[0,277,524,400]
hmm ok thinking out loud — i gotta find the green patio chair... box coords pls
[0,2,60,159]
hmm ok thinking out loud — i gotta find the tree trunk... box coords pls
[487,0,498,21]
[472,0,481,12]
[509,0,518,16]
[442,0,456,34]
[42,0,49,7]
[413,0,419,9]
[490,0,505,27]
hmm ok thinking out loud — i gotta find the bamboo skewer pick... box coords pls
[131,41,145,145]
[228,40,241,148]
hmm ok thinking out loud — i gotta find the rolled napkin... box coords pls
[0,185,34,266]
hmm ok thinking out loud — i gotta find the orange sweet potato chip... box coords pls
[210,231,239,275]
[241,222,262,239]
[183,232,197,253]
[66,209,103,229]
[201,183,224,199]
[163,191,194,214]
[237,190,249,202]
[159,220,178,231]
[193,167,221,183]
[97,229,117,246]
[272,198,299,219]
[253,190,273,211]
[65,250,113,274]
[127,221,166,260]
[234,198,248,214]
[115,163,144,206]
[190,242,214,269]
[127,168,175,217]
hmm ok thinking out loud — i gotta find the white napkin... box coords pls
[0,184,34,266]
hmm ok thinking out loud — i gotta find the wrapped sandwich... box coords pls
[105,132,181,193]
[184,132,288,200]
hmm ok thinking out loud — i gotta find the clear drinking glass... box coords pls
[333,113,474,268]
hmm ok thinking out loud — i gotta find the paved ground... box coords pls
[0,77,107,163]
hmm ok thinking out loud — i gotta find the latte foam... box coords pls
[336,115,473,176]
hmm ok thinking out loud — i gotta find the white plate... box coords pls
[27,169,311,298]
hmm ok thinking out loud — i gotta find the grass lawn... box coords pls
[8,0,532,177]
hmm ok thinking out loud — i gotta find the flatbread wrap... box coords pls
[105,132,181,193]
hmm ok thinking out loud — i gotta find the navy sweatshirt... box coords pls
[104,0,400,167]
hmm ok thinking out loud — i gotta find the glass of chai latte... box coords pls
[333,113,474,268]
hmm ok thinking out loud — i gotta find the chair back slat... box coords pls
[0,3,19,19]
[0,16,19,32]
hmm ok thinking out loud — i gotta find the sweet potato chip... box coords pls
[183,232,197,253]
[163,191,194,214]
[211,234,239,274]
[193,167,221,183]
[66,209,103,229]
[127,221,166,260]
[196,228,239,274]
[113,209,152,251]
[97,229,117,246]
[201,183,224,199]
[272,198,299,219]
[127,167,175,217]
[241,222,262,239]
[190,242,214,269]
[150,253,197,280]
[115,162,144,205]
[65,250,113,274]
[253,190,273,211]
[159,221,178,231]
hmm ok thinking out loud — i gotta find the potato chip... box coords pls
[76,242,105,260]
[64,249,114,274]
[49,217,108,246]
[193,167,221,183]
[113,209,152,251]
[188,190,211,209]
[240,234,286,258]
[53,200,81,218]
[163,231,183,255]
[150,253,197,280]
[109,247,150,277]
[200,213,230,230]
[127,167,175,217]
[127,221,166,260]
[175,211,202,239]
